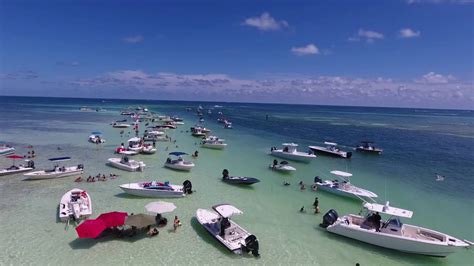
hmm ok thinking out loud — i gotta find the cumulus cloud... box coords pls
[399,28,421,38]
[349,29,384,43]
[122,35,144,43]
[415,72,456,84]
[291,44,320,56]
[68,70,473,108]
[241,12,289,31]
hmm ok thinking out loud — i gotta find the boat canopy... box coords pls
[212,204,243,218]
[282,143,298,147]
[364,202,413,218]
[330,170,353,177]
[169,152,188,156]
[48,157,71,162]
[324,142,338,146]
[128,137,141,142]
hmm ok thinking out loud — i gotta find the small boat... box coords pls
[196,204,260,257]
[190,126,211,133]
[79,106,91,111]
[88,132,105,144]
[121,111,134,116]
[112,123,131,128]
[201,136,227,149]
[313,170,377,200]
[24,157,84,180]
[140,144,157,154]
[222,169,260,185]
[269,160,296,173]
[127,137,144,152]
[143,130,165,141]
[59,189,92,222]
[164,152,195,171]
[0,156,35,176]
[309,142,352,158]
[270,143,316,163]
[115,148,139,156]
[355,141,383,154]
[320,202,472,257]
[108,156,145,172]
[224,121,233,129]
[171,116,183,122]
[199,118,205,123]
[119,180,193,198]
[217,117,226,123]
[191,128,207,137]
[0,144,15,155]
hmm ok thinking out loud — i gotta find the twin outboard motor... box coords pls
[320,209,338,228]
[183,180,193,194]
[243,235,260,257]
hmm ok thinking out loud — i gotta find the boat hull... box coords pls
[0,167,34,176]
[119,183,185,198]
[271,150,315,163]
[108,158,145,172]
[201,143,227,149]
[315,183,377,200]
[24,167,83,180]
[309,146,352,158]
[164,162,195,171]
[223,176,260,185]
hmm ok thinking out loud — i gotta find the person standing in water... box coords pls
[313,197,320,214]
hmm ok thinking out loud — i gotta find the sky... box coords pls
[0,0,473,109]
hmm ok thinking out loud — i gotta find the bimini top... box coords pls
[128,137,141,142]
[169,152,188,156]
[212,204,243,218]
[330,170,353,177]
[364,201,413,219]
[324,142,338,146]
[48,157,71,162]
[282,143,298,147]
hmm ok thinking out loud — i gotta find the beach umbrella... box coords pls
[145,201,176,214]
[124,214,156,228]
[75,219,107,238]
[96,212,128,227]
[6,154,24,166]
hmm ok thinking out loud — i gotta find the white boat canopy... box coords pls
[282,143,298,147]
[324,142,338,146]
[330,170,353,177]
[128,137,141,142]
[363,202,413,218]
[212,204,243,218]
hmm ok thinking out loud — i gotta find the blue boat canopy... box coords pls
[169,152,188,156]
[48,157,71,162]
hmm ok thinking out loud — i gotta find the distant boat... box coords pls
[164,152,195,171]
[108,156,145,172]
[59,189,92,222]
[355,141,383,154]
[313,170,377,201]
[24,157,84,180]
[119,180,193,198]
[201,136,227,149]
[270,143,316,163]
[436,174,445,181]
[269,160,296,173]
[309,142,352,158]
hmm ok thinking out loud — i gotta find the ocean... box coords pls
[0,96,473,265]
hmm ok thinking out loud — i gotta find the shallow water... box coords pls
[0,96,473,265]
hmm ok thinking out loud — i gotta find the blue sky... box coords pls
[0,0,473,109]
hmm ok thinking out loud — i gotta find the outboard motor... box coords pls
[183,180,193,194]
[320,209,338,228]
[314,176,323,183]
[77,164,84,169]
[27,160,35,169]
[346,151,353,158]
[243,235,260,257]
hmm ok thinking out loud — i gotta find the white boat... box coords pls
[269,160,296,172]
[88,134,105,144]
[112,123,131,128]
[140,145,157,154]
[59,189,92,222]
[24,157,84,180]
[356,141,383,154]
[164,152,195,171]
[143,130,165,141]
[201,136,227,149]
[196,204,260,257]
[108,157,145,172]
[116,149,139,156]
[0,160,35,176]
[119,180,193,198]
[0,145,15,155]
[224,121,233,129]
[309,142,352,158]
[127,137,144,152]
[270,143,316,163]
[321,202,472,257]
[313,171,378,200]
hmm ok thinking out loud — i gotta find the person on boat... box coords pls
[272,159,278,168]
[166,157,171,163]
[222,169,229,179]
[283,146,289,152]
[373,212,382,231]
[313,197,320,214]
[173,216,181,232]
[219,217,231,237]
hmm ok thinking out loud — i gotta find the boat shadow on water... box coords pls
[190,217,253,259]
[113,192,146,199]
[314,226,445,264]
[68,230,149,250]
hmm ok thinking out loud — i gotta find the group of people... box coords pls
[74,173,118,183]
[299,197,320,214]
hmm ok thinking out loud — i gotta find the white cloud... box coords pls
[349,29,384,43]
[122,35,144,43]
[415,72,456,84]
[291,44,320,56]
[399,28,421,38]
[242,12,289,31]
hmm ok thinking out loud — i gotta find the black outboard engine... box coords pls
[314,176,323,183]
[320,209,338,228]
[243,235,260,257]
[346,151,353,158]
[77,164,84,169]
[27,160,35,169]
[183,180,193,194]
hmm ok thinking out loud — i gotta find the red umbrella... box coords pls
[96,212,128,227]
[6,155,24,159]
[75,219,107,238]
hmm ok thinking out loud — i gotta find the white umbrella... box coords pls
[145,201,176,214]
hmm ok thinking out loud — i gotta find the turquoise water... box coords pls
[0,96,473,265]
